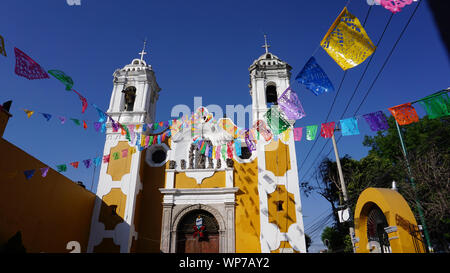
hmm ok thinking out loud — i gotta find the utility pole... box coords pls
[331,131,356,253]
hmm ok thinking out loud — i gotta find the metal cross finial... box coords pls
[262,34,270,54]
[139,38,148,61]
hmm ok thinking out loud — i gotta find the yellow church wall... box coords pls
[270,241,300,253]
[0,137,95,253]
[174,171,226,188]
[233,159,261,253]
[134,141,169,252]
[267,185,296,233]
[99,188,127,230]
[106,141,133,181]
[354,187,425,253]
[264,140,291,177]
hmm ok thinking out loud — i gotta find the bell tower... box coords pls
[87,42,161,253]
[249,34,292,124]
[249,36,307,253]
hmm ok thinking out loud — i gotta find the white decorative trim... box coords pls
[160,187,239,205]
[184,170,216,184]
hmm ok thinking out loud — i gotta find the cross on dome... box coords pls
[262,34,270,54]
[139,39,148,61]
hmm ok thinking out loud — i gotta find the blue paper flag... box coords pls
[24,169,36,180]
[340,117,360,136]
[295,57,335,96]
[92,104,107,123]
[41,113,52,122]
[235,139,242,157]
[93,157,102,167]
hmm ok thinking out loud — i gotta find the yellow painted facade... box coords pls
[267,185,296,233]
[99,188,127,230]
[134,141,168,252]
[264,140,291,177]
[107,141,133,181]
[233,159,261,253]
[174,171,226,188]
[354,188,425,253]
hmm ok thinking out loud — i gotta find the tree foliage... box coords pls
[308,115,450,252]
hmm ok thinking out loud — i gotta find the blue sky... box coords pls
[1,0,448,253]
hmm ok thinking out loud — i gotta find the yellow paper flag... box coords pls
[23,109,34,118]
[281,128,291,142]
[321,7,376,70]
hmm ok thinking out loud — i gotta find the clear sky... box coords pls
[1,0,448,253]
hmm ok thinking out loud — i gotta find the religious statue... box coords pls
[122,86,136,111]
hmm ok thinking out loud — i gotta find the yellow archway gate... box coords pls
[353,188,426,253]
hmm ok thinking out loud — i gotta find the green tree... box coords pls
[363,116,450,251]
[313,115,450,252]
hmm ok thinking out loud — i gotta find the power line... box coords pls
[299,12,394,183]
[299,1,422,184]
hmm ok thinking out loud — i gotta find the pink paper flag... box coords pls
[14,47,49,80]
[145,136,150,147]
[216,146,221,160]
[122,148,128,158]
[293,127,303,141]
[103,154,110,163]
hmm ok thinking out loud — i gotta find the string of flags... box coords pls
[20,106,182,135]
[290,90,449,141]
[0,0,438,180]
[10,88,450,180]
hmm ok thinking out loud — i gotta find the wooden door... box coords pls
[181,233,219,253]
[176,209,220,253]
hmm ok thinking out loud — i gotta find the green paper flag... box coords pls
[70,118,81,126]
[48,70,74,91]
[264,107,290,134]
[418,92,449,119]
[56,164,67,172]
[306,125,318,141]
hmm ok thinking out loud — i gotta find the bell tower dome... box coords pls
[248,35,292,125]
[107,40,161,127]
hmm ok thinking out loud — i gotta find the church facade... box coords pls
[87,45,307,253]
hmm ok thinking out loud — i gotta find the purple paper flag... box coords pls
[363,111,389,131]
[245,129,256,151]
[94,122,102,132]
[83,159,92,169]
[58,116,66,124]
[40,167,49,178]
[277,87,306,120]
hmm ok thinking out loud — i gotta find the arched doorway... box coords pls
[366,205,391,253]
[176,209,220,253]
